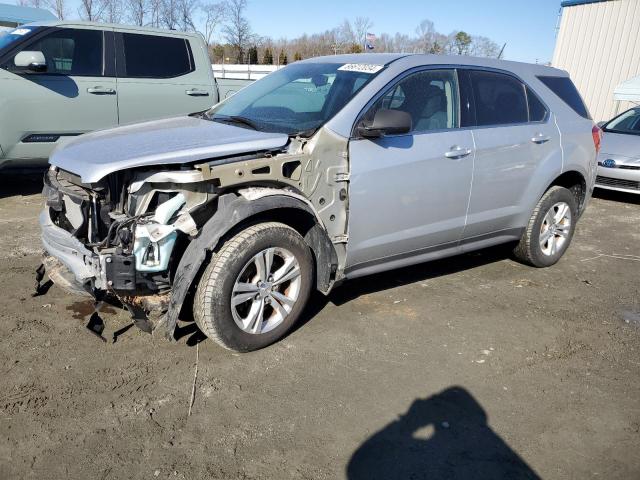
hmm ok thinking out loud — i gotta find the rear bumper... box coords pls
[39,209,105,291]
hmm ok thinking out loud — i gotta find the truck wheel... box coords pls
[513,186,578,267]
[194,222,313,352]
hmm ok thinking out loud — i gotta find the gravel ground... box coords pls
[0,174,638,480]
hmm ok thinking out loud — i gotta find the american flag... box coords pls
[366,32,376,50]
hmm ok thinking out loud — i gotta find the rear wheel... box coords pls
[194,222,313,352]
[513,186,577,267]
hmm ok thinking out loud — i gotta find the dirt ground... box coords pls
[0,173,638,480]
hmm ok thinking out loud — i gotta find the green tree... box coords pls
[278,50,288,65]
[454,31,472,55]
[348,43,363,53]
[294,51,303,62]
[248,45,258,64]
[211,44,225,63]
[429,41,442,55]
[262,47,273,65]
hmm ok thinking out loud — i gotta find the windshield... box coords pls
[206,62,384,136]
[603,107,640,136]
[0,26,42,55]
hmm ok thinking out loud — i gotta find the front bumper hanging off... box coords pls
[39,208,171,341]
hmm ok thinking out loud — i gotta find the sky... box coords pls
[244,0,564,64]
[59,0,565,64]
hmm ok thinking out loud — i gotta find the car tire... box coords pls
[194,222,314,352]
[513,186,578,268]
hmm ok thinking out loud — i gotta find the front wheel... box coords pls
[194,222,313,352]
[513,186,578,267]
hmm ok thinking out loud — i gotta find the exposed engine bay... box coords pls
[39,127,349,340]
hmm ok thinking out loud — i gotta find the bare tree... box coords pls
[102,0,123,22]
[352,16,372,50]
[126,0,147,25]
[78,0,106,21]
[201,1,226,46]
[46,0,67,19]
[177,0,198,31]
[222,0,251,62]
[415,19,435,53]
[469,35,500,58]
[160,0,179,29]
[148,0,162,27]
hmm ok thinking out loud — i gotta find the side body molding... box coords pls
[164,190,338,339]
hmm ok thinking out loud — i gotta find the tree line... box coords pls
[15,0,503,64]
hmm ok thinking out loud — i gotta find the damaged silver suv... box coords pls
[40,54,599,351]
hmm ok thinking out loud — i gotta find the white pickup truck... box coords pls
[0,21,253,170]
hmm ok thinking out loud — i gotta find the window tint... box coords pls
[364,69,459,132]
[121,33,192,78]
[19,28,103,76]
[469,71,528,126]
[537,75,591,119]
[526,86,548,122]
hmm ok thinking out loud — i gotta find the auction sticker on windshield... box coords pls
[11,28,31,36]
[338,63,384,74]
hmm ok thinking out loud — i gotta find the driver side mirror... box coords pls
[14,51,47,72]
[357,109,412,138]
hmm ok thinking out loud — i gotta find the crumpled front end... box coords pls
[39,166,214,334]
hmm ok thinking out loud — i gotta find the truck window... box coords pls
[120,33,193,79]
[16,28,103,76]
[537,75,591,119]
[469,70,528,126]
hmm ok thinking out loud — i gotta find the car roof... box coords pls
[22,20,202,38]
[300,53,566,77]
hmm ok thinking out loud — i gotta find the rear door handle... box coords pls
[445,146,472,159]
[531,133,550,144]
[186,89,210,97]
[87,86,116,95]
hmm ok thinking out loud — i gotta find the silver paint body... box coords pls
[596,131,640,194]
[47,53,596,284]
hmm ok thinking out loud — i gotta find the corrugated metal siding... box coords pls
[552,0,640,121]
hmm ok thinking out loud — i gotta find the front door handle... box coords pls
[445,146,472,159]
[186,89,210,97]
[87,86,116,95]
[531,133,550,144]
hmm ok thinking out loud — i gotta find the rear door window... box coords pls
[15,28,104,76]
[537,75,591,119]
[120,33,193,78]
[468,70,528,126]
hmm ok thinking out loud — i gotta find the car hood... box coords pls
[49,116,290,183]
[599,131,640,160]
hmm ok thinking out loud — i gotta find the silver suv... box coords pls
[39,54,599,351]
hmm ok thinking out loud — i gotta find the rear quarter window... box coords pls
[537,75,591,119]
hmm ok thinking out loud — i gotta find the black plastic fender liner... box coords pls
[163,192,338,340]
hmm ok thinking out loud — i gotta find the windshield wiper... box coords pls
[213,115,259,131]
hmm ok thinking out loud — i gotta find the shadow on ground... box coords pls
[291,244,514,335]
[0,172,45,199]
[593,188,640,205]
[347,387,540,480]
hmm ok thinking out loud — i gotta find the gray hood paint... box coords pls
[600,132,640,161]
[49,116,290,183]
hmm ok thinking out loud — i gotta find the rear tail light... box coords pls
[592,125,602,153]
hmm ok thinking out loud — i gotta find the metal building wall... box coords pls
[552,0,640,121]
